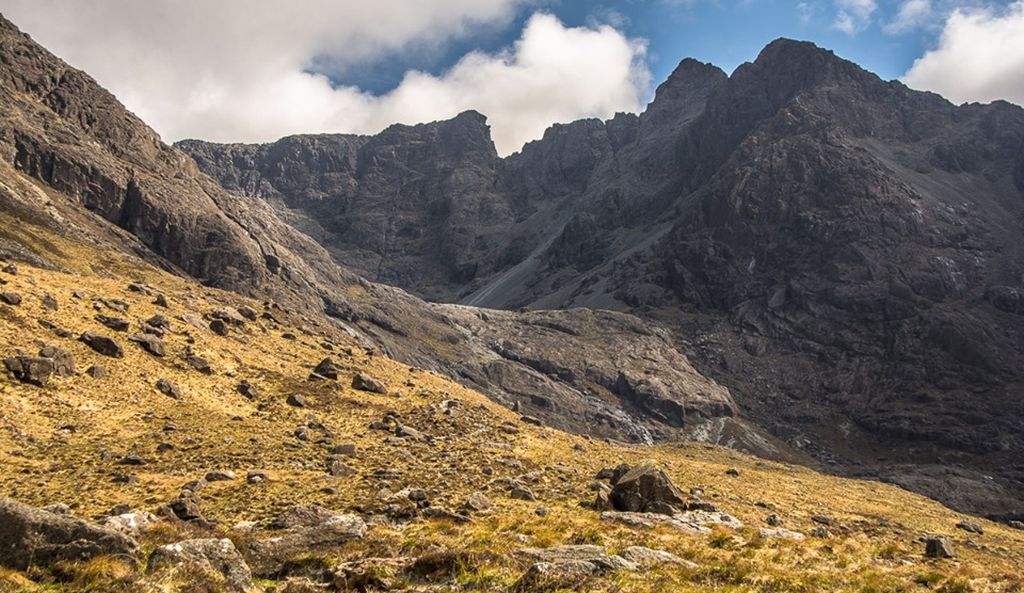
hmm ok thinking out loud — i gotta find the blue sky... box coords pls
[334,0,1008,99]
[5,0,1021,153]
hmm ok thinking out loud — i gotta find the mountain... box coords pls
[2,12,1024,592]
[180,41,1024,519]
[0,13,754,451]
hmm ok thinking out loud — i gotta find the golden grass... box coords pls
[0,230,1022,591]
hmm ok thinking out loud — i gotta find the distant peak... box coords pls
[748,37,851,80]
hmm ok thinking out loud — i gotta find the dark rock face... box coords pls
[609,465,688,515]
[180,39,1024,517]
[0,495,138,570]
[79,332,123,357]
[3,12,1022,517]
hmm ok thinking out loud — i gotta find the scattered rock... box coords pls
[510,485,536,501]
[129,333,166,356]
[237,380,259,398]
[286,394,308,408]
[79,332,124,357]
[272,505,344,529]
[4,355,55,386]
[352,372,387,394]
[86,364,108,379]
[95,314,130,331]
[463,492,492,512]
[811,515,834,526]
[246,471,268,484]
[147,538,254,593]
[618,546,695,568]
[205,471,236,482]
[0,292,22,305]
[725,468,740,477]
[103,511,159,537]
[610,464,687,515]
[156,378,182,399]
[1,263,17,275]
[41,293,58,310]
[759,528,806,541]
[766,514,782,526]
[153,294,169,307]
[956,520,983,535]
[39,345,74,376]
[600,510,742,534]
[312,357,339,380]
[925,537,955,559]
[247,514,366,577]
[0,495,138,570]
[187,355,212,374]
[810,526,830,538]
[209,319,229,336]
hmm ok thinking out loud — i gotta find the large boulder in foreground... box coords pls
[147,538,254,593]
[0,496,138,570]
[247,514,366,577]
[609,464,687,515]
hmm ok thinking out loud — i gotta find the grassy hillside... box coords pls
[0,216,1021,592]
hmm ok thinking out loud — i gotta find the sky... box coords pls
[1,1,1022,155]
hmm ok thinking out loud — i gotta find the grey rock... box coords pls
[79,332,124,357]
[0,495,138,570]
[148,538,254,593]
[610,464,688,515]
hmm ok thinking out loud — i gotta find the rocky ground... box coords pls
[0,234,1022,592]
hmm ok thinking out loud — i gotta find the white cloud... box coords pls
[833,0,879,34]
[902,1,1024,106]
[884,0,933,33]
[0,2,650,155]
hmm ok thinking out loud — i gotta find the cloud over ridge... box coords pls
[0,1,650,155]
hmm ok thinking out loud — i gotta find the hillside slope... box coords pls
[0,13,751,451]
[181,41,1024,519]
[0,213,1022,593]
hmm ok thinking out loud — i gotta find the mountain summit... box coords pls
[0,11,1023,591]
[181,37,1024,519]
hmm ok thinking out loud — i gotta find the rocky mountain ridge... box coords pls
[180,40,1024,519]
[0,14,753,454]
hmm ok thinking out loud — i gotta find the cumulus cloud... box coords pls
[833,0,879,34]
[0,2,650,155]
[884,0,933,33]
[902,1,1024,106]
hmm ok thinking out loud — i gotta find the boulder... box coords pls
[148,538,254,593]
[79,332,124,357]
[247,514,366,577]
[129,333,166,356]
[463,492,492,512]
[925,536,955,559]
[205,471,236,482]
[352,372,387,394]
[0,496,138,570]
[209,319,229,336]
[4,355,55,386]
[0,292,22,305]
[39,345,75,376]
[95,314,130,331]
[618,546,695,568]
[156,378,181,399]
[609,464,687,514]
[271,504,342,529]
[102,511,159,537]
[313,357,340,380]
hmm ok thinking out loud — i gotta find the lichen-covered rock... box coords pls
[147,538,254,593]
[0,496,138,570]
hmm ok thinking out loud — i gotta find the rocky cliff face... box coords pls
[0,14,745,453]
[180,40,1024,517]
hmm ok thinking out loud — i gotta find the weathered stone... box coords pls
[39,345,74,376]
[925,537,955,559]
[0,496,138,570]
[313,357,339,380]
[156,378,181,398]
[129,332,166,356]
[352,372,387,394]
[0,292,21,305]
[205,471,236,482]
[148,538,254,593]
[247,514,366,577]
[79,332,123,357]
[4,355,55,386]
[610,464,687,515]
[95,314,129,331]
